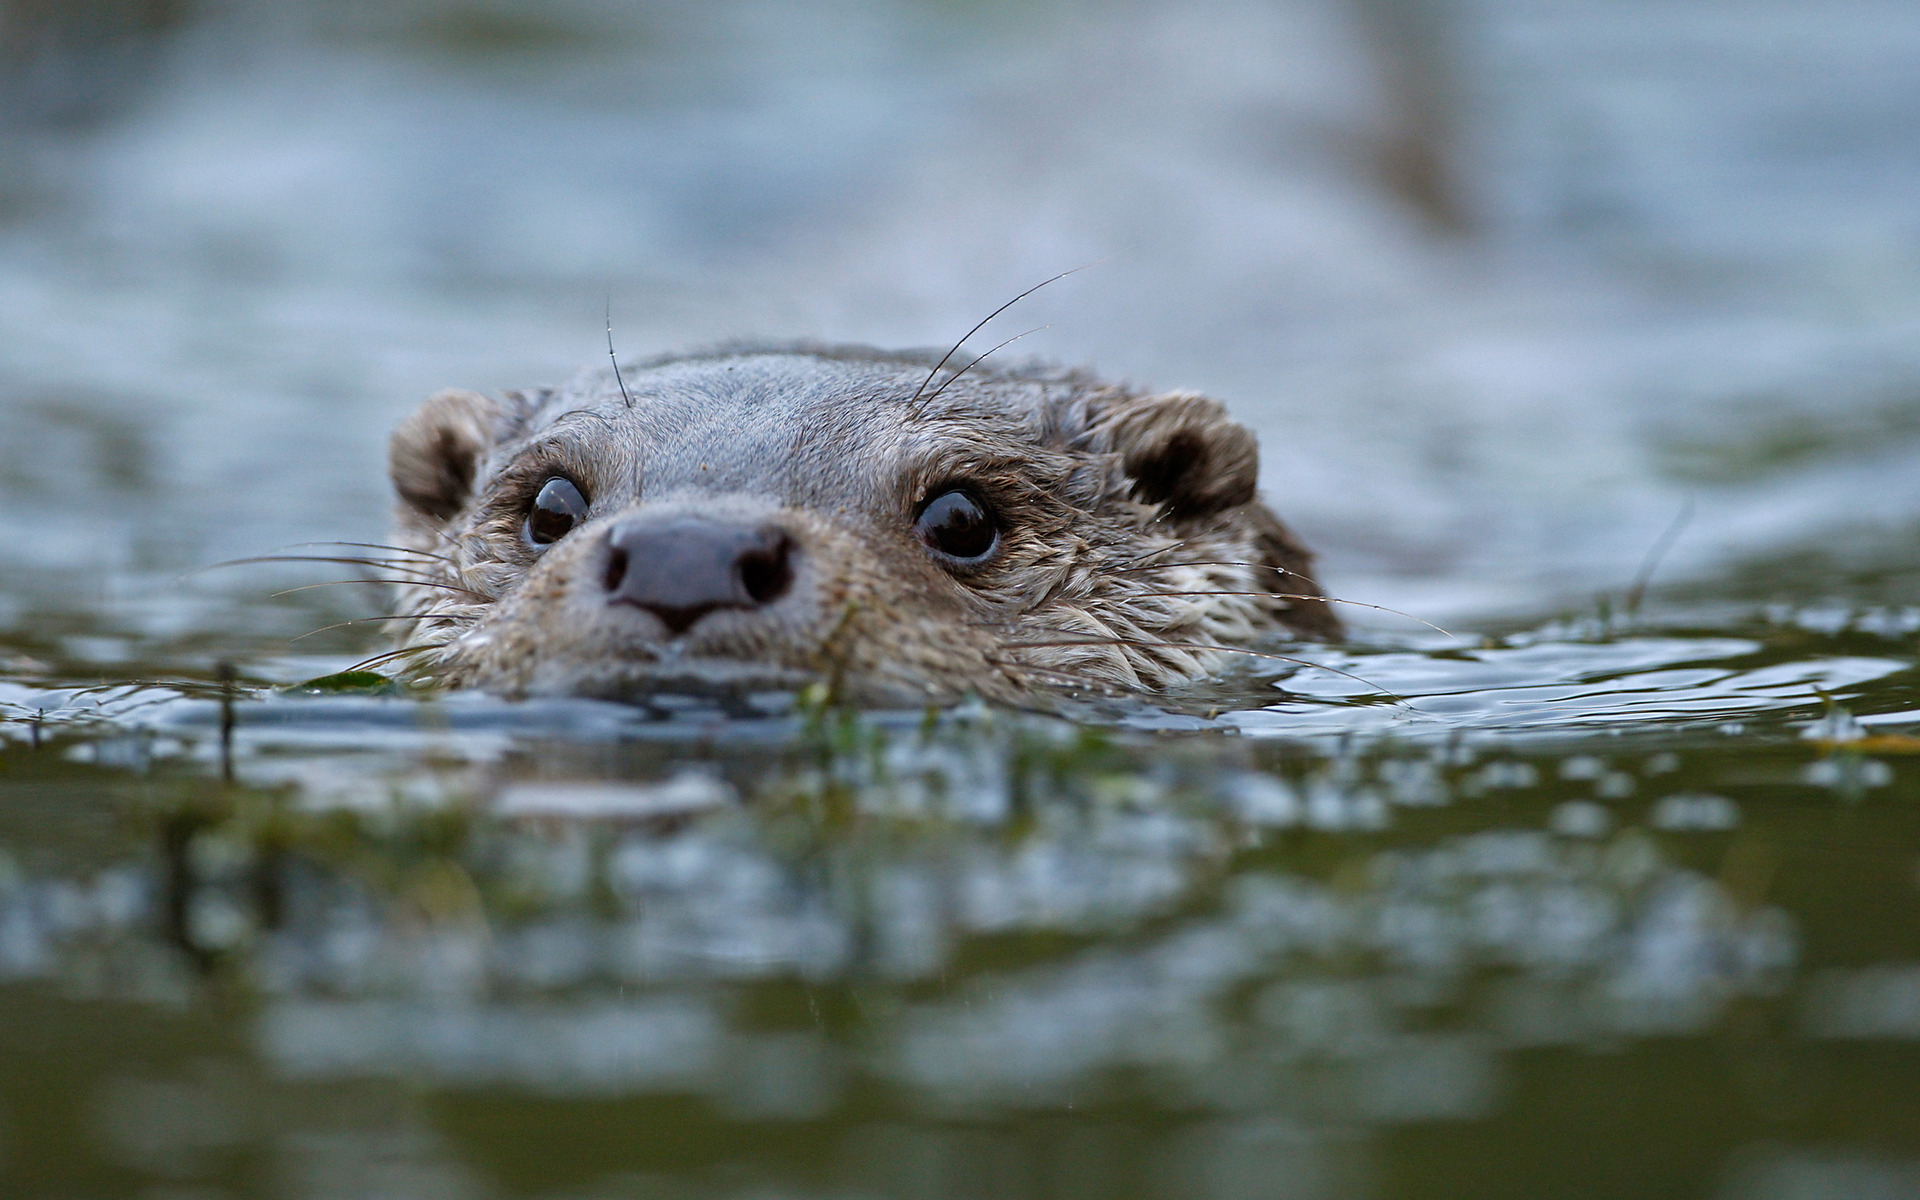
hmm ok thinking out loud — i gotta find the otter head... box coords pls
[385,346,1338,705]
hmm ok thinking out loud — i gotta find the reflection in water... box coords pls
[0,649,1916,1195]
[1721,1149,1920,1200]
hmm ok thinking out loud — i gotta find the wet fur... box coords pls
[385,344,1339,705]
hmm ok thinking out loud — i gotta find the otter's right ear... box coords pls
[1091,391,1260,519]
[389,389,502,531]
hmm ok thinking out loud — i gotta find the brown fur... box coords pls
[384,345,1339,705]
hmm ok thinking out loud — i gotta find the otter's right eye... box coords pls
[916,488,999,563]
[525,477,588,545]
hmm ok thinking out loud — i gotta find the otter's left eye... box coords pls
[916,489,999,563]
[525,477,588,546]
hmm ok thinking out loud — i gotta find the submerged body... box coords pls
[386,345,1338,705]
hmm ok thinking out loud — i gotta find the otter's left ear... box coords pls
[389,388,502,533]
[1093,391,1259,518]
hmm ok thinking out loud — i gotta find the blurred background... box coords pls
[4,0,1920,657]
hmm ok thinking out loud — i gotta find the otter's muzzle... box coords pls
[602,517,796,635]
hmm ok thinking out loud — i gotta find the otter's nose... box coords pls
[601,517,796,635]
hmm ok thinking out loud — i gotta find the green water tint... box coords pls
[1,613,1918,1199]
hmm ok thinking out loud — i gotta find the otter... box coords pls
[384,344,1339,706]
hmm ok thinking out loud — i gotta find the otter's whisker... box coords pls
[1105,558,1313,582]
[908,258,1108,411]
[922,325,1050,406]
[289,613,467,643]
[270,579,490,601]
[1134,589,1455,638]
[341,643,443,676]
[63,680,189,703]
[982,656,1147,696]
[281,540,457,565]
[1020,562,1079,614]
[991,632,1403,703]
[606,302,634,409]
[1109,539,1196,571]
[207,554,454,583]
[550,407,619,432]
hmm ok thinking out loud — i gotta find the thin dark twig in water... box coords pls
[908,257,1110,410]
[812,601,866,706]
[217,661,236,785]
[921,325,1051,406]
[607,298,634,409]
[1624,495,1695,619]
